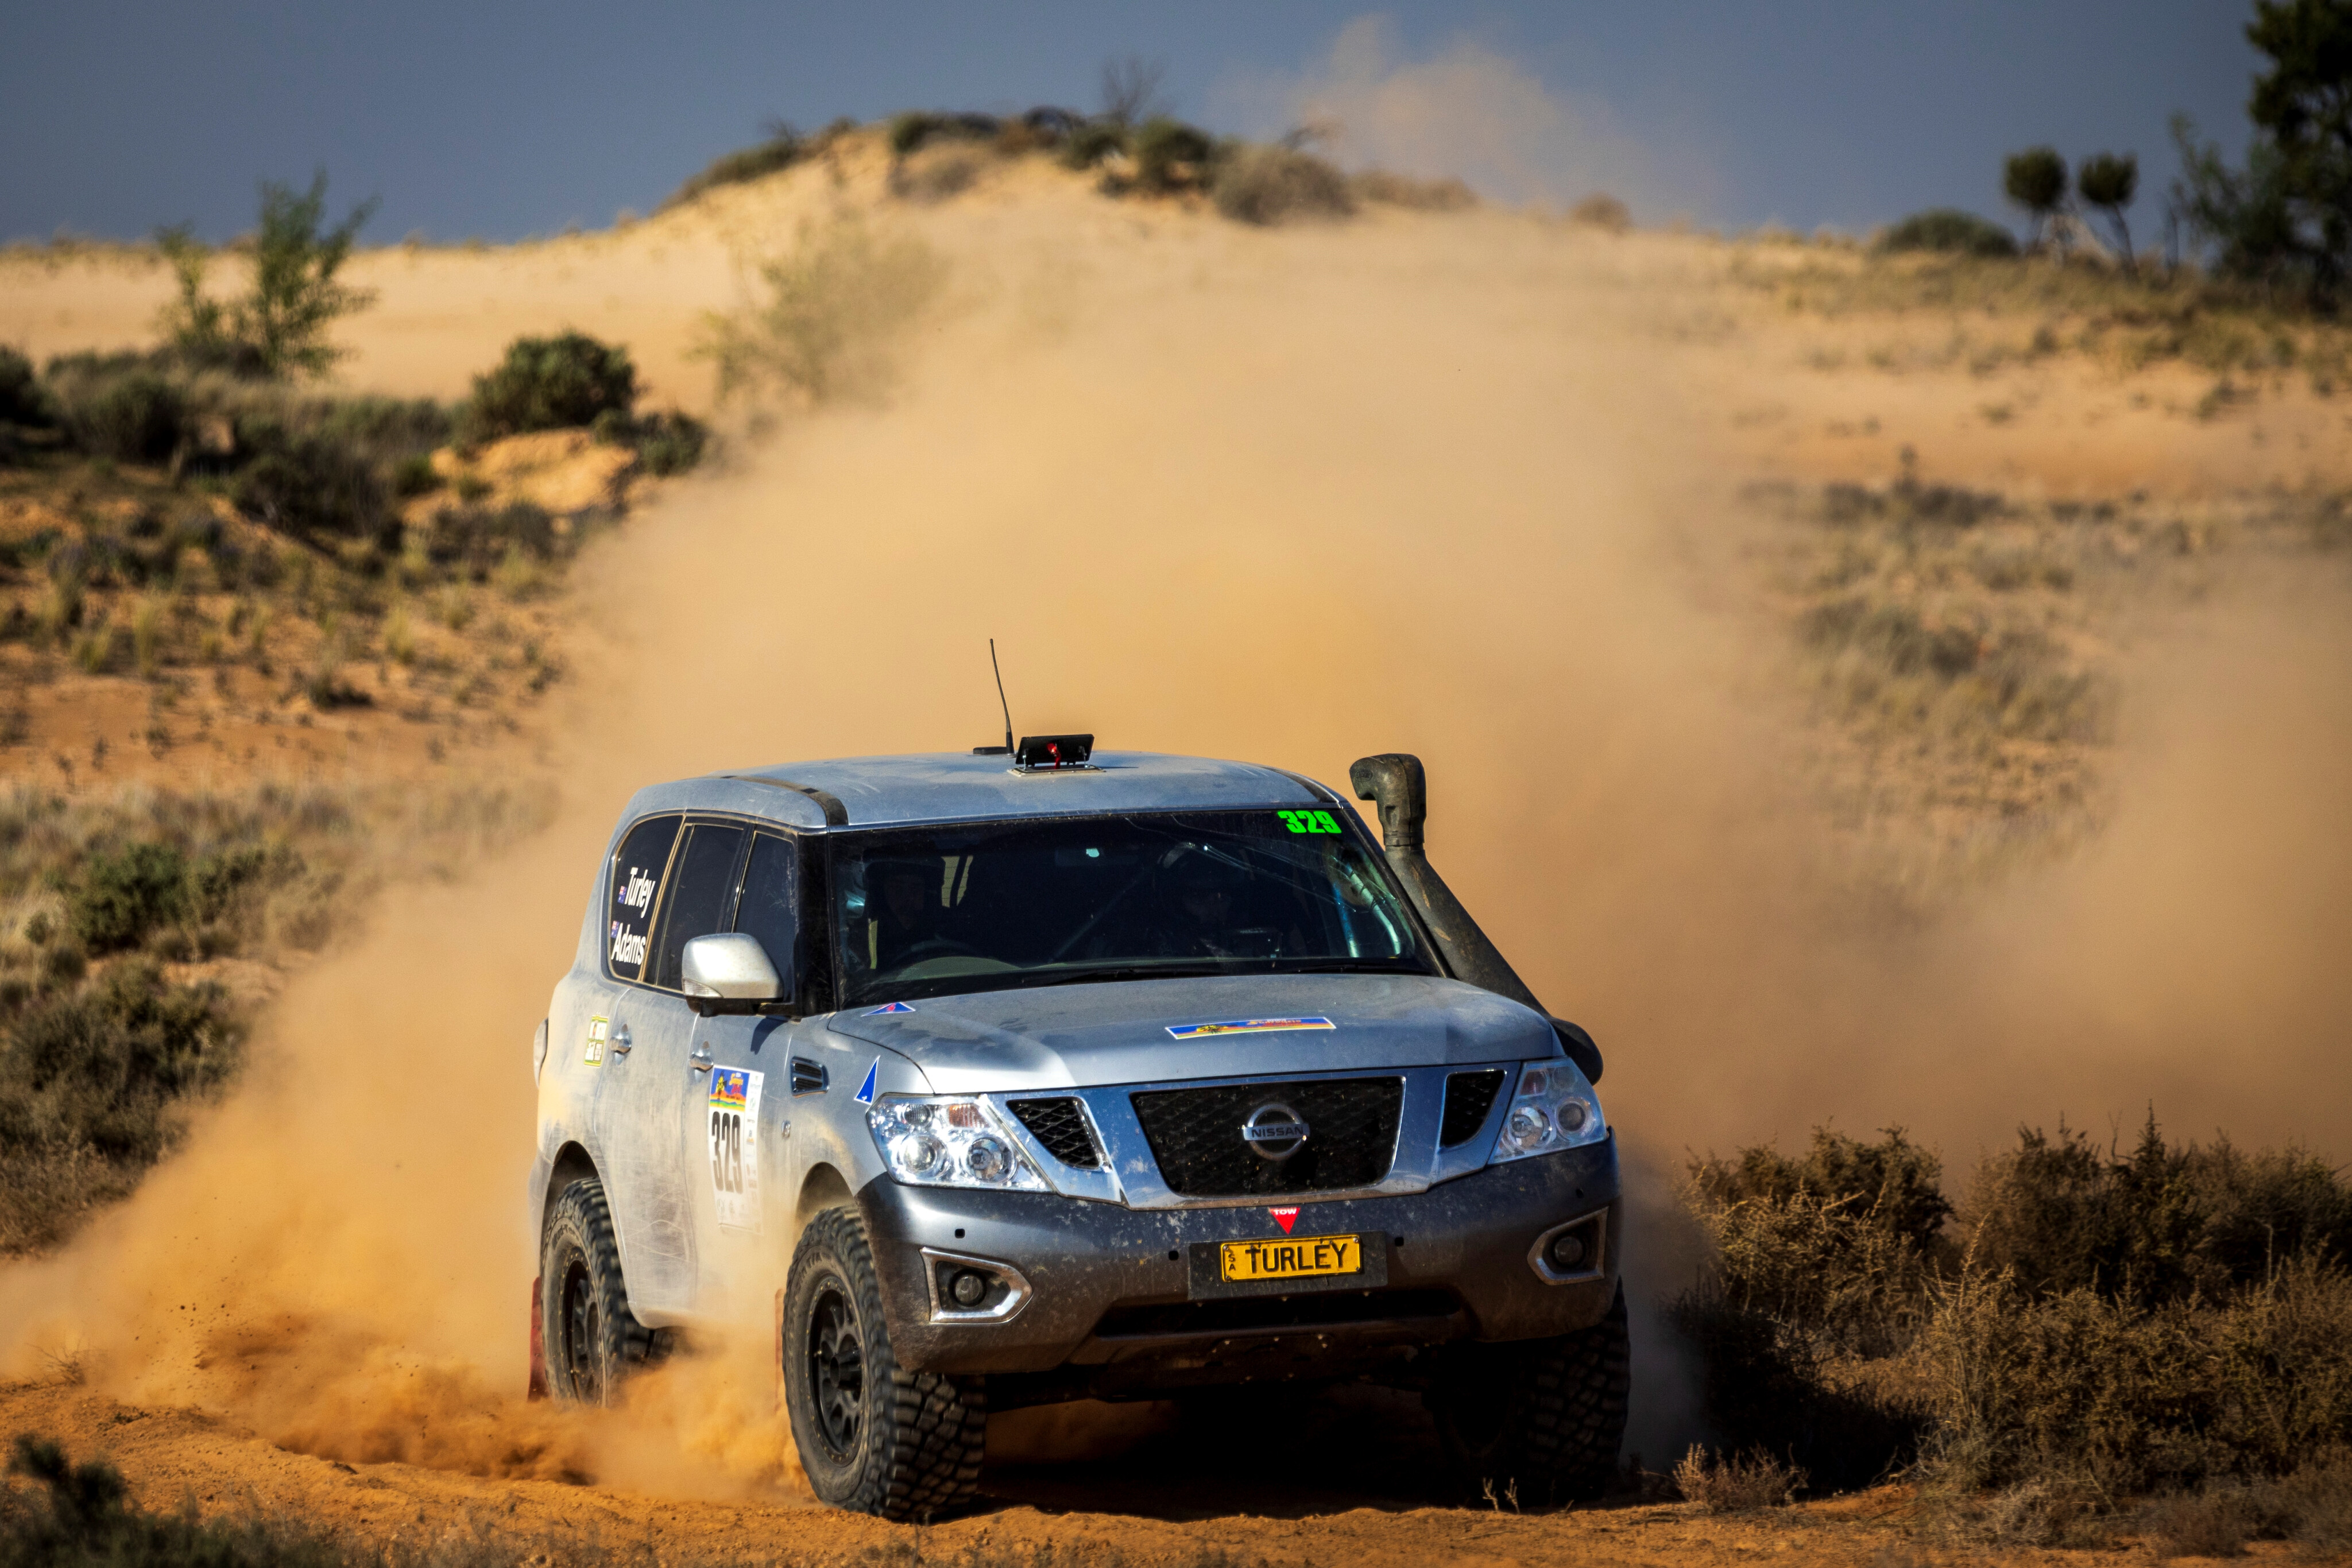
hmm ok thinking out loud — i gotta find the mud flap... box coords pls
[527,1274,548,1401]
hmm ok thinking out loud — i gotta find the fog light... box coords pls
[1549,1232,1587,1269]
[950,1269,988,1308]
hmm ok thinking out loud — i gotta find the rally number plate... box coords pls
[1217,1233,1363,1283]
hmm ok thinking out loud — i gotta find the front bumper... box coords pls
[857,1135,1619,1392]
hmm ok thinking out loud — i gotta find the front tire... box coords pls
[782,1205,985,1520]
[540,1177,663,1405]
[1427,1285,1630,1503]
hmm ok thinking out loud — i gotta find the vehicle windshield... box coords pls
[831,808,1441,1005]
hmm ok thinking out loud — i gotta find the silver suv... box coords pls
[526,744,1625,1520]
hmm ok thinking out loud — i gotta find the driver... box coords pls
[864,856,945,970]
[1155,850,1252,959]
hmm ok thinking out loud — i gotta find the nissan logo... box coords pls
[1240,1102,1310,1161]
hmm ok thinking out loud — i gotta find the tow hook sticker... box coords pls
[1270,1206,1299,1234]
[1166,1017,1336,1039]
[854,1059,880,1105]
[707,1068,763,1232]
[865,1001,917,1015]
[582,1016,609,1066]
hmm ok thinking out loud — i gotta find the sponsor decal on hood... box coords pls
[1166,1016,1335,1040]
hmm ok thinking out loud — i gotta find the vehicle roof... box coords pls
[620,750,1341,833]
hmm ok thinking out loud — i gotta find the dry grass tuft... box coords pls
[1673,1446,1805,1512]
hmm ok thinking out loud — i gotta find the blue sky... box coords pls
[1,2,2257,245]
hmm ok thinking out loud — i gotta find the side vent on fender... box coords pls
[790,1057,827,1096]
[1440,1070,1508,1148]
[1007,1097,1102,1168]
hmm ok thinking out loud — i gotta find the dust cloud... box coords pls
[2,168,2347,1497]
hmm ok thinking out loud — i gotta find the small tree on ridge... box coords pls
[2078,152,2141,271]
[2003,146,2069,250]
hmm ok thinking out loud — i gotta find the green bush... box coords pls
[0,347,51,427]
[48,359,184,464]
[1876,208,2021,258]
[421,501,560,578]
[464,331,637,440]
[0,962,240,1164]
[229,425,390,545]
[698,215,946,404]
[1133,118,1214,192]
[664,121,803,210]
[1062,120,1129,169]
[1212,145,1357,225]
[68,842,189,952]
[632,409,707,476]
[888,111,1000,158]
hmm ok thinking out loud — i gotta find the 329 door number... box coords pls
[710,1109,748,1194]
[1276,810,1344,835]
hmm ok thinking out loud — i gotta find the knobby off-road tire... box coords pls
[1428,1284,1631,1503]
[540,1178,664,1406]
[783,1205,985,1521]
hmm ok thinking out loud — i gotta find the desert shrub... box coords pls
[0,347,51,427]
[1570,193,1633,232]
[0,1435,350,1568]
[664,121,803,210]
[888,111,999,157]
[67,841,189,953]
[419,501,560,579]
[47,357,185,464]
[463,331,637,440]
[1676,1120,2352,1513]
[1132,118,1214,192]
[0,961,241,1166]
[1877,208,2020,258]
[229,424,389,544]
[629,409,708,477]
[1063,120,1129,169]
[892,148,981,204]
[1213,145,1354,225]
[698,215,946,404]
[1674,1446,1806,1511]
[1967,1118,2352,1306]
[1350,170,1476,211]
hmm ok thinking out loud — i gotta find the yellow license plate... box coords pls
[1218,1233,1363,1283]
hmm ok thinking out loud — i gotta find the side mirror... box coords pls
[681,932,786,1016]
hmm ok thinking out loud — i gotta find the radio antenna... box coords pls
[989,638,1014,755]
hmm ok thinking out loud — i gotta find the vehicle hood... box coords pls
[823,973,1555,1092]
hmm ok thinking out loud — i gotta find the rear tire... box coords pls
[783,1205,985,1520]
[540,1177,663,1405]
[1427,1285,1630,1503]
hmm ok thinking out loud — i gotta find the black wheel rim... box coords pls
[562,1259,603,1403]
[807,1273,865,1457]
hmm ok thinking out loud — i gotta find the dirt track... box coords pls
[0,1377,1988,1567]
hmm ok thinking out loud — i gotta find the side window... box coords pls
[733,832,800,986]
[607,815,680,982]
[647,823,749,991]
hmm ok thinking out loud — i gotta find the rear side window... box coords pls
[648,823,749,990]
[608,815,680,981]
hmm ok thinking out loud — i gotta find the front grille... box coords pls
[1007,1097,1101,1168]
[1094,1288,1460,1339]
[1131,1078,1403,1197]
[1440,1070,1507,1147]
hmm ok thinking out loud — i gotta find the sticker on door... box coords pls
[707,1067,763,1232]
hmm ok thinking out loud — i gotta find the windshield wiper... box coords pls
[1029,962,1236,988]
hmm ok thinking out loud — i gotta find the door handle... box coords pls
[690,1046,714,1073]
[610,1022,633,1058]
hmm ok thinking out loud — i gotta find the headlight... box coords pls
[1489,1062,1606,1164]
[868,1097,1047,1191]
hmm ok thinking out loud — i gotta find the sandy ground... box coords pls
[4,136,2350,1566]
[2,1377,2232,1568]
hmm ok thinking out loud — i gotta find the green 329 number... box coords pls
[1277,810,1344,835]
